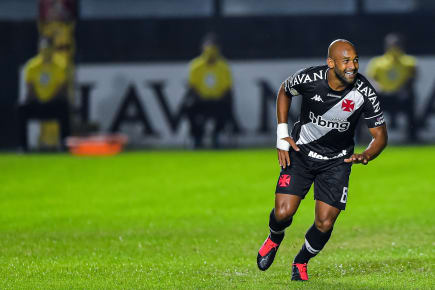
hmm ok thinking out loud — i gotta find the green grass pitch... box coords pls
[0,146,434,289]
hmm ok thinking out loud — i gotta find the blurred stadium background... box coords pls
[1,1,434,288]
[1,0,435,150]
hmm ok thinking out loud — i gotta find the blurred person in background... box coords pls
[17,37,70,151]
[185,33,239,149]
[37,0,76,148]
[366,33,418,141]
[38,0,76,103]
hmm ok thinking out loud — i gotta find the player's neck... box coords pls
[327,69,347,91]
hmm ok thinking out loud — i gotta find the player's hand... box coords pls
[277,137,300,168]
[344,153,369,165]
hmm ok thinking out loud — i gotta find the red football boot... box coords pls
[291,263,308,281]
[257,236,280,271]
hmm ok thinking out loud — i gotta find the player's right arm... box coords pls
[276,84,300,168]
[24,64,38,103]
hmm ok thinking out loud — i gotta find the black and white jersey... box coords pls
[283,65,385,161]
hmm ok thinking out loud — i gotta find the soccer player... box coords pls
[256,39,388,281]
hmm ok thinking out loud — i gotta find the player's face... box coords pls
[332,48,359,85]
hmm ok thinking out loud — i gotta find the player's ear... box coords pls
[327,57,335,69]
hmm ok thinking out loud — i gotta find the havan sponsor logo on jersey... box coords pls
[309,111,350,132]
[355,79,381,113]
[290,70,325,87]
[308,149,348,160]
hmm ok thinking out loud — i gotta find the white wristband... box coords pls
[277,123,290,139]
[276,123,290,151]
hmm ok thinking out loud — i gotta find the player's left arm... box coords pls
[344,124,388,165]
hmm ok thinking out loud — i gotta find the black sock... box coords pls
[268,209,293,244]
[294,223,333,264]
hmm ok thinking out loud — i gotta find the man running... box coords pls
[257,39,388,281]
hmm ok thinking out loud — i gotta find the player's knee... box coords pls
[315,218,334,232]
[275,204,295,222]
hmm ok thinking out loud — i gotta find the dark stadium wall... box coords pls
[0,21,38,149]
[1,13,434,148]
[75,14,434,62]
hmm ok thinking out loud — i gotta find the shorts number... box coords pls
[340,187,348,203]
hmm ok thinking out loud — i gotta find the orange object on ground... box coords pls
[66,134,128,156]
